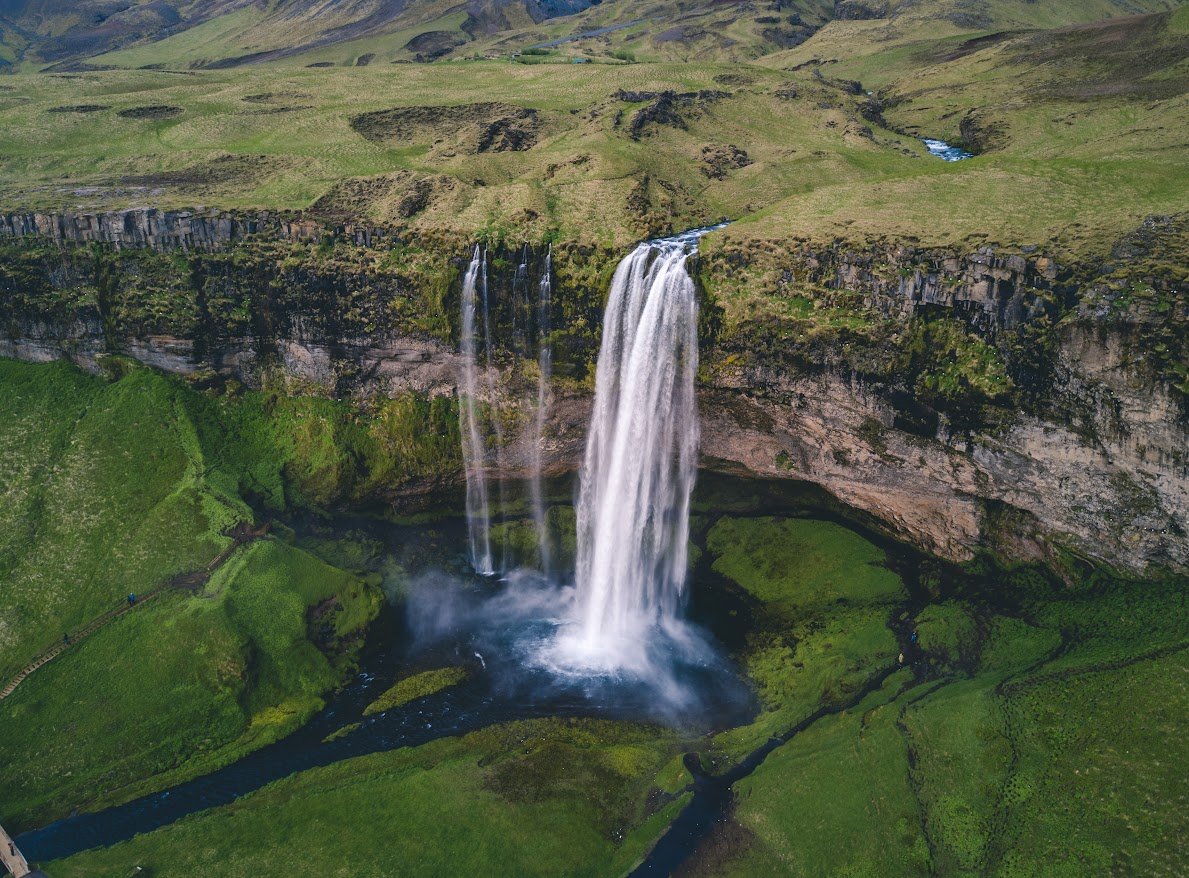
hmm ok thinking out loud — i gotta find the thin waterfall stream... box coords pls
[479,250,511,570]
[529,244,553,579]
[459,246,493,575]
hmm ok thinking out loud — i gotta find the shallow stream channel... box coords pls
[19,473,1013,871]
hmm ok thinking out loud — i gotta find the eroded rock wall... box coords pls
[1,212,1184,577]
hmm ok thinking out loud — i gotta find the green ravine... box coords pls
[26,482,1188,878]
[0,0,1185,874]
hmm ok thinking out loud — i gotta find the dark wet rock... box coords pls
[858,96,887,126]
[834,1,887,21]
[958,109,1009,153]
[624,90,730,140]
[1110,214,1180,260]
[761,24,817,49]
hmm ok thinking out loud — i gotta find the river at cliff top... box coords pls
[924,138,973,161]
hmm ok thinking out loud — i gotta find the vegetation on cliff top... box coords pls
[0,2,1184,255]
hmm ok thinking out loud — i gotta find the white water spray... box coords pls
[562,238,701,671]
[529,245,554,578]
[459,246,494,574]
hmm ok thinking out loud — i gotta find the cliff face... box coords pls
[1,209,1185,577]
[0,208,411,252]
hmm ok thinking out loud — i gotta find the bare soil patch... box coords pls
[121,154,283,192]
[311,170,456,222]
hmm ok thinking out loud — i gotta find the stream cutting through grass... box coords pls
[17,474,1049,871]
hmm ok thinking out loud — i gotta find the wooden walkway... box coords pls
[0,522,269,703]
[0,821,32,877]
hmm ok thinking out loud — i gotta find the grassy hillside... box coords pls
[3,0,1176,69]
[0,59,927,246]
[0,0,573,69]
[2,7,1184,256]
[731,7,1189,252]
[0,356,465,828]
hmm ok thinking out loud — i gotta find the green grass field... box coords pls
[710,560,1187,876]
[45,718,685,878]
[1,4,1182,255]
[0,357,455,828]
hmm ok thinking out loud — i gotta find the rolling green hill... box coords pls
[0,4,1184,255]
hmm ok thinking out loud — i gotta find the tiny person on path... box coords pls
[128,592,137,606]
[63,633,70,645]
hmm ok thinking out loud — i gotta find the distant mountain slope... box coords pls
[0,0,254,62]
[0,0,603,68]
[483,0,1183,62]
[1,0,1177,70]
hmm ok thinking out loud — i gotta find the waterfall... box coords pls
[511,245,532,358]
[478,250,512,570]
[566,239,701,670]
[459,246,493,574]
[528,245,553,578]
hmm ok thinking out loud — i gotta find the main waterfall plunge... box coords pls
[565,242,699,670]
[457,230,716,681]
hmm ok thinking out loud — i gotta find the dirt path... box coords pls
[0,522,270,703]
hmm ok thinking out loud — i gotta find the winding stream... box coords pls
[16,475,958,869]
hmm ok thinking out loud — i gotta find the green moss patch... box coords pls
[363,667,469,716]
[706,516,906,609]
[729,672,930,877]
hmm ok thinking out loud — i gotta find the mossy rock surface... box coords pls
[706,516,906,608]
[363,667,469,716]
